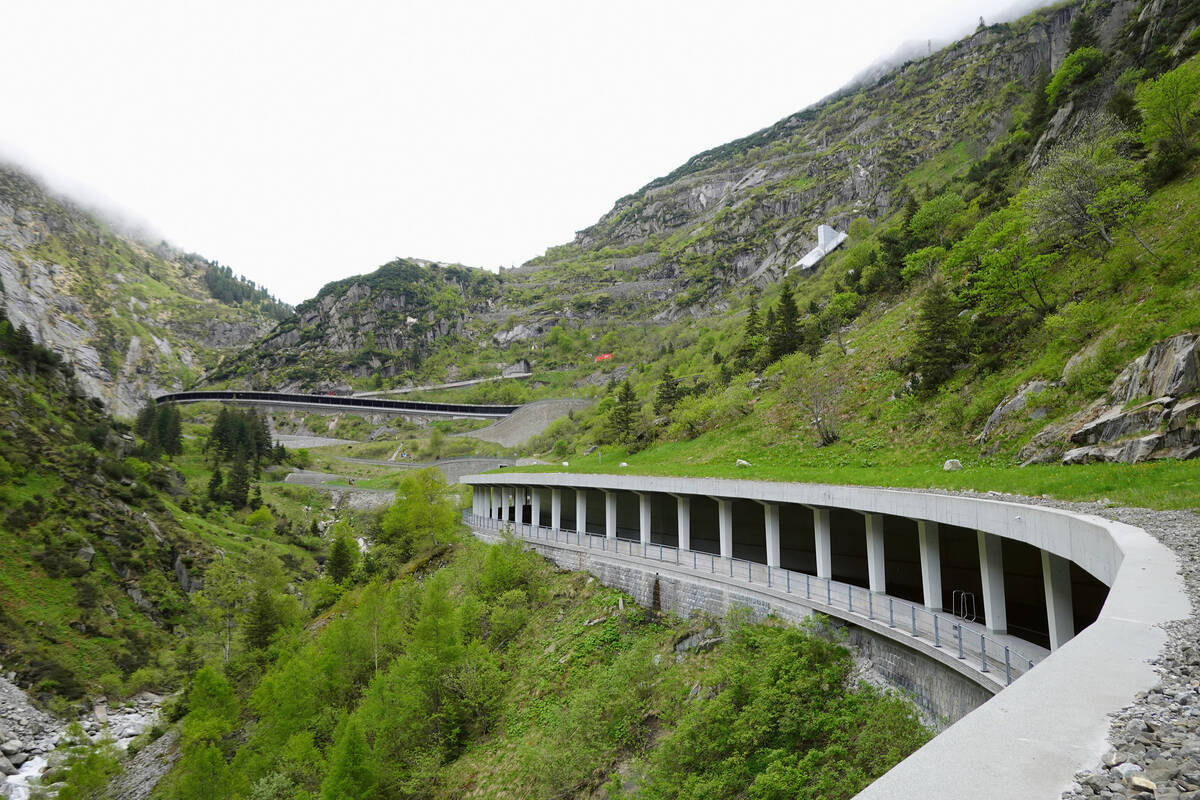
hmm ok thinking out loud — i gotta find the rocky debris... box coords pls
[1,672,165,798]
[943,459,963,471]
[1021,333,1200,465]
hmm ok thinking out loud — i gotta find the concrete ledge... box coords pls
[464,473,1190,799]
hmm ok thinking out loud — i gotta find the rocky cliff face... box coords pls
[0,165,277,417]
[205,258,500,390]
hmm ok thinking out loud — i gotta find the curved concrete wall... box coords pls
[464,473,1190,799]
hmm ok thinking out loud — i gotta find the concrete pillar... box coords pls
[1042,550,1075,651]
[530,487,542,530]
[761,502,780,568]
[488,487,497,519]
[575,490,588,535]
[551,488,562,532]
[810,507,832,579]
[917,520,943,611]
[713,498,733,559]
[674,494,691,551]
[977,531,1007,634]
[605,491,617,540]
[864,513,886,593]
[637,493,652,546]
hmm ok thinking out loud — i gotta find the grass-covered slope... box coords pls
[0,312,331,712]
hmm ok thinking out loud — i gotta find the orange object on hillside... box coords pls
[594,353,613,362]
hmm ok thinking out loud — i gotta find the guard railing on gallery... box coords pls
[464,512,1038,687]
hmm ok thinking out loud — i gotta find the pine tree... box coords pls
[654,367,680,415]
[207,464,224,503]
[135,402,157,439]
[911,280,961,396]
[328,534,357,584]
[768,282,801,362]
[735,297,762,366]
[227,450,250,508]
[243,585,281,651]
[606,380,639,444]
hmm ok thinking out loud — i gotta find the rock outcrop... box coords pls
[1020,333,1200,465]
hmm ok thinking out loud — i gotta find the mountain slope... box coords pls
[0,164,285,417]
[203,258,500,391]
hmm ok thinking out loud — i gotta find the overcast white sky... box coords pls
[1,0,1038,305]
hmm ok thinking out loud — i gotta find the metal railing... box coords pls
[466,512,1039,687]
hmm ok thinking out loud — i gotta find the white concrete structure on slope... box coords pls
[462,472,1189,799]
[794,224,848,269]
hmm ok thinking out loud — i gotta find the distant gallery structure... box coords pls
[794,224,848,270]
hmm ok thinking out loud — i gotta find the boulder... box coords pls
[0,753,14,776]
[943,459,963,471]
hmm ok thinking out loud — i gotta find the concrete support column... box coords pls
[551,489,562,532]
[864,513,886,593]
[637,493,652,546]
[977,531,1008,634]
[605,491,617,540]
[488,487,497,519]
[1042,551,1075,651]
[809,507,832,579]
[575,491,588,535]
[530,488,542,531]
[760,502,780,568]
[673,494,691,552]
[713,497,733,559]
[917,520,943,611]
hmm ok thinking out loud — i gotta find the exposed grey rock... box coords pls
[979,380,1052,442]
[173,554,192,594]
[943,459,963,471]
[105,728,179,800]
[1111,333,1200,405]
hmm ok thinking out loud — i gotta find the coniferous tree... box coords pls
[135,402,156,439]
[654,367,680,415]
[911,280,962,395]
[607,379,639,444]
[327,534,357,584]
[207,464,224,503]
[768,282,801,362]
[227,450,250,508]
[243,585,281,651]
[735,297,762,367]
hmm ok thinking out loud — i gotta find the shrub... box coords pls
[1046,47,1107,107]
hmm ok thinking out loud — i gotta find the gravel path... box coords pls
[273,433,357,449]
[930,491,1200,799]
[455,398,593,448]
